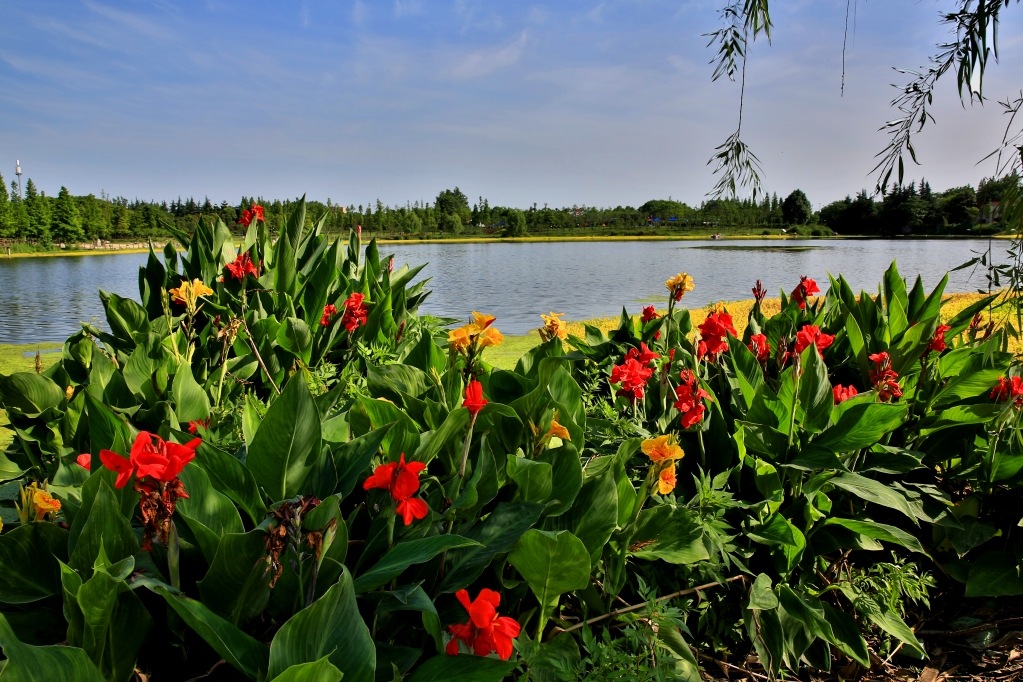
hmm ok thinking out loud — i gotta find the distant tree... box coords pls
[24,179,52,245]
[9,181,28,240]
[440,212,462,234]
[977,174,1021,206]
[638,199,694,222]
[78,194,107,241]
[939,186,978,232]
[0,172,9,237]
[505,209,527,237]
[781,189,812,225]
[51,186,84,244]
[436,188,471,226]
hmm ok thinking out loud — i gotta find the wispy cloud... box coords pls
[448,30,528,80]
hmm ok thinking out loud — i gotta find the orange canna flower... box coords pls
[477,326,503,349]
[546,418,571,441]
[657,462,677,495]
[641,434,684,464]
[32,486,61,519]
[448,326,472,352]
[168,278,214,314]
[470,311,496,331]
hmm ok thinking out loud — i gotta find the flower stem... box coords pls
[168,520,181,590]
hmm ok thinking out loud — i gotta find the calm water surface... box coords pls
[0,239,1003,344]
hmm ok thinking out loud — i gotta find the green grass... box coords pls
[0,343,62,450]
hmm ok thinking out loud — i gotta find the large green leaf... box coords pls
[406,655,517,682]
[276,317,312,366]
[334,424,393,497]
[812,402,908,452]
[508,529,590,634]
[176,464,245,563]
[964,551,1023,597]
[354,535,480,593]
[246,373,322,500]
[193,441,265,525]
[0,373,65,415]
[0,613,105,682]
[506,454,553,504]
[197,530,273,626]
[272,657,343,682]
[150,583,269,679]
[267,569,375,682]
[629,505,710,565]
[821,517,927,555]
[829,472,916,522]
[69,482,139,575]
[546,468,617,562]
[171,360,210,423]
[436,502,544,594]
[0,523,68,604]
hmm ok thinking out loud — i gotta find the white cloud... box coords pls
[448,30,528,80]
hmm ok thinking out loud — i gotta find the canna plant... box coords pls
[0,199,1021,682]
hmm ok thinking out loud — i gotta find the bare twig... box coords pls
[553,574,748,636]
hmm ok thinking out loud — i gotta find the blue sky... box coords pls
[1,1,1021,210]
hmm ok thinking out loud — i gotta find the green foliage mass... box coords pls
[0,199,1021,680]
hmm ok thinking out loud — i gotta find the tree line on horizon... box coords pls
[0,172,1018,247]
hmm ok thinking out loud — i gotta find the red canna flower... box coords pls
[446,588,521,660]
[990,375,1023,407]
[868,352,902,402]
[626,342,660,366]
[340,293,368,332]
[320,303,338,327]
[237,204,265,227]
[251,204,265,222]
[674,369,710,429]
[463,379,488,417]
[790,276,819,310]
[697,310,736,362]
[927,324,952,355]
[99,432,199,549]
[832,384,858,404]
[76,453,91,470]
[794,325,835,356]
[641,305,659,323]
[225,252,259,280]
[748,333,770,363]
[611,357,654,401]
[187,418,210,434]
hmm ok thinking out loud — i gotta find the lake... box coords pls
[0,238,1005,344]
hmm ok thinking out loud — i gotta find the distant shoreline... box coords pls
[0,231,1009,259]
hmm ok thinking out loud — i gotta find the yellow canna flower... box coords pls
[665,273,695,302]
[641,434,684,464]
[470,311,496,332]
[448,326,472,353]
[477,326,504,349]
[169,278,215,314]
[657,462,677,495]
[546,418,571,441]
[539,312,568,342]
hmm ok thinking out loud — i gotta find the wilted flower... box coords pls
[446,588,521,660]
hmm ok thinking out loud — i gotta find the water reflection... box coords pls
[0,239,1001,343]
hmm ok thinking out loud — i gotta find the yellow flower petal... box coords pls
[546,419,571,441]
[478,326,504,349]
